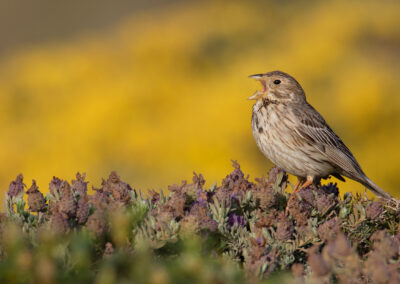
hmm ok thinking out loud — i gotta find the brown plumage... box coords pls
[249,70,391,200]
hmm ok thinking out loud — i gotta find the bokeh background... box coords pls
[1,0,400,204]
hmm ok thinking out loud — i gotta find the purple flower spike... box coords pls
[231,192,239,202]
[228,214,246,227]
[196,189,207,206]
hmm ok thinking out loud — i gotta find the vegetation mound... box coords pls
[2,163,399,283]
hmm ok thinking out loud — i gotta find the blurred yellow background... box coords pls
[1,0,400,203]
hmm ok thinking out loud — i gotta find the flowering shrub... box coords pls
[1,163,399,283]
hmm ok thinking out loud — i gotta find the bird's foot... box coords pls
[285,176,313,216]
[285,180,302,216]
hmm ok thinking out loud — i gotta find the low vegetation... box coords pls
[1,163,399,283]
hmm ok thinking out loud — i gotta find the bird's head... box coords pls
[248,71,306,103]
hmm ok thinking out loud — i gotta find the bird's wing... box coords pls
[293,103,364,179]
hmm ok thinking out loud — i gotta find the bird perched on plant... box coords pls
[248,70,392,203]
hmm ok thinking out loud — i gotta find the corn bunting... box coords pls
[249,70,392,200]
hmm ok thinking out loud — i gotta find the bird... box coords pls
[248,70,392,202]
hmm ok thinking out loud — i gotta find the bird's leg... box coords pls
[285,177,305,215]
[293,177,304,193]
[300,176,314,189]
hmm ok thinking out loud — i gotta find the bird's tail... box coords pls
[358,176,392,200]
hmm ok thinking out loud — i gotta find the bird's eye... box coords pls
[273,80,281,85]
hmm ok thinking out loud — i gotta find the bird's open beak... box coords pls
[248,92,261,100]
[248,74,267,100]
[248,74,264,79]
